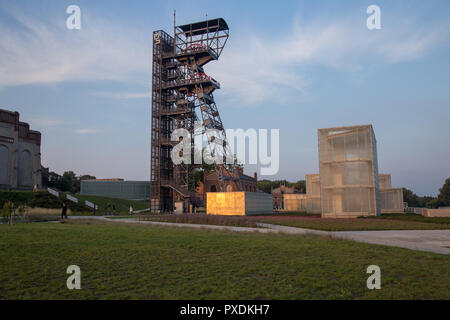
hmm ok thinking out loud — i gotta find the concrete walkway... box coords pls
[333,229,450,255]
[117,219,281,234]
[65,216,450,255]
[66,216,280,234]
[258,223,450,255]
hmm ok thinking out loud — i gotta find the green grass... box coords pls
[0,190,148,214]
[70,194,148,213]
[0,191,87,212]
[260,218,450,231]
[255,214,450,231]
[0,220,448,299]
[366,213,450,225]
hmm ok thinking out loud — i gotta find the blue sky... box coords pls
[0,0,449,196]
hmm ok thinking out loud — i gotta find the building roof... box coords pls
[318,124,373,132]
[177,18,229,37]
[205,170,256,183]
[0,108,41,145]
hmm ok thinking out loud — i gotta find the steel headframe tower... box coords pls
[150,17,241,213]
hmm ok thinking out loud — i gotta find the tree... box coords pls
[257,180,273,194]
[257,179,306,194]
[293,180,306,193]
[56,171,78,193]
[403,188,420,207]
[43,170,62,189]
[1,201,15,225]
[426,198,441,209]
[437,178,450,207]
[402,188,439,208]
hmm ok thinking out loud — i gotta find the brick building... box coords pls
[196,168,258,206]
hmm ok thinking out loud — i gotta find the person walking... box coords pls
[61,202,68,219]
[129,206,134,216]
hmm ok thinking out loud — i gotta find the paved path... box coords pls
[258,223,450,255]
[256,223,330,236]
[65,216,450,255]
[333,229,450,255]
[66,216,280,234]
[67,216,109,221]
[118,219,281,234]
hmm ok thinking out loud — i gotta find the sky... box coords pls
[0,0,449,196]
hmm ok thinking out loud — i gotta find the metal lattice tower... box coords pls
[150,17,241,213]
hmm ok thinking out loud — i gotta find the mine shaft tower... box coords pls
[151,17,241,213]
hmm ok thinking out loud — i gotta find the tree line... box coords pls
[257,177,450,209]
[258,179,306,194]
[43,170,96,194]
[404,178,450,208]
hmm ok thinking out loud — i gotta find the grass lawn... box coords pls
[366,213,450,225]
[0,220,448,299]
[65,194,148,213]
[0,191,148,215]
[254,215,450,231]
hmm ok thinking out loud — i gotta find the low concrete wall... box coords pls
[422,208,450,217]
[207,192,273,216]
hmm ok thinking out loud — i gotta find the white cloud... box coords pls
[0,9,150,87]
[209,18,450,106]
[75,129,102,135]
[0,9,448,107]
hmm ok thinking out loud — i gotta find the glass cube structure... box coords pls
[306,174,321,214]
[318,125,381,218]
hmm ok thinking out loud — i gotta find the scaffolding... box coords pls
[306,174,321,214]
[150,18,241,213]
[318,125,381,218]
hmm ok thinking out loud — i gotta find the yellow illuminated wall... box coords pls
[206,192,272,216]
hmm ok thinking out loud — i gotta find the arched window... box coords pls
[0,145,9,185]
[19,150,32,187]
